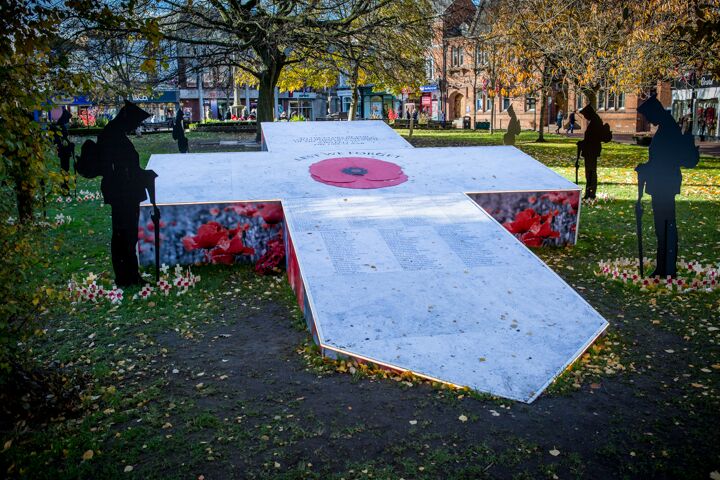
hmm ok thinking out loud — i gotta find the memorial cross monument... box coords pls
[140,121,607,402]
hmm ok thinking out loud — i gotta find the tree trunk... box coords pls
[255,56,284,142]
[15,179,34,222]
[347,64,360,121]
[536,87,546,142]
[490,95,495,135]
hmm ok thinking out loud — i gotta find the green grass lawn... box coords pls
[1,130,719,479]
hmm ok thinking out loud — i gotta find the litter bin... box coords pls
[463,116,471,129]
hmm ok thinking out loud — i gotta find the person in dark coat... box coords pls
[172,108,189,153]
[566,110,576,134]
[577,105,608,199]
[97,100,159,287]
[636,95,699,277]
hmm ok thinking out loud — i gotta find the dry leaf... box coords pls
[124,465,134,473]
[458,414,468,422]
[549,448,560,457]
[82,450,94,461]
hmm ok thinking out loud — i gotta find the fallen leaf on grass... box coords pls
[409,420,417,425]
[82,450,94,460]
[3,440,11,452]
[549,448,560,457]
[458,415,468,422]
[124,465,134,472]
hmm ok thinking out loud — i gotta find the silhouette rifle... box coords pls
[149,178,161,282]
[575,141,582,185]
[635,171,645,277]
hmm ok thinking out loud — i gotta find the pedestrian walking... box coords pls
[555,109,563,134]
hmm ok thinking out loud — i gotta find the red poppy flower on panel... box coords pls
[257,203,284,224]
[182,220,254,265]
[503,208,560,247]
[309,157,408,189]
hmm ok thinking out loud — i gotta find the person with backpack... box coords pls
[577,104,612,200]
[76,100,160,287]
[635,95,699,278]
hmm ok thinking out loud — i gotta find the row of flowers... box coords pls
[6,213,73,228]
[55,190,103,204]
[596,257,719,293]
[68,265,200,305]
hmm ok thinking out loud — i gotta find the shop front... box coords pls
[127,90,179,125]
[420,84,440,120]
[671,75,719,139]
[278,91,327,121]
[49,95,95,125]
[360,87,397,119]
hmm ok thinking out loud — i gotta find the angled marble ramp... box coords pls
[281,193,607,402]
[260,120,413,152]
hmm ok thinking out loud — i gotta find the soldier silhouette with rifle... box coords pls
[635,95,699,278]
[52,108,74,195]
[76,100,161,286]
[172,108,189,153]
[503,105,521,146]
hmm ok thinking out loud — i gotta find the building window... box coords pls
[576,92,584,110]
[342,96,352,112]
[525,95,536,112]
[607,92,616,110]
[597,90,606,110]
[451,46,464,67]
[476,96,483,111]
[425,57,434,80]
[475,47,488,66]
[502,96,510,111]
[486,95,492,111]
[618,92,625,110]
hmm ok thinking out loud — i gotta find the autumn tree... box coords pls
[133,0,419,130]
[0,0,85,221]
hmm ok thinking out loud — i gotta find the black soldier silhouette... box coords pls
[577,104,612,199]
[77,100,160,286]
[635,95,699,278]
[172,108,189,153]
[52,108,74,194]
[503,105,521,146]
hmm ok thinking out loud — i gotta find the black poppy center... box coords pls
[341,166,368,176]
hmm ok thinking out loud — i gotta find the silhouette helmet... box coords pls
[118,100,151,129]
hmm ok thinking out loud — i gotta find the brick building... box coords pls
[429,0,669,134]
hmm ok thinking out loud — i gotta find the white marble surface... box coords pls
[261,120,413,151]
[283,194,607,402]
[143,146,578,206]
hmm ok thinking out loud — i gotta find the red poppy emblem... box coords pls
[309,157,408,189]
